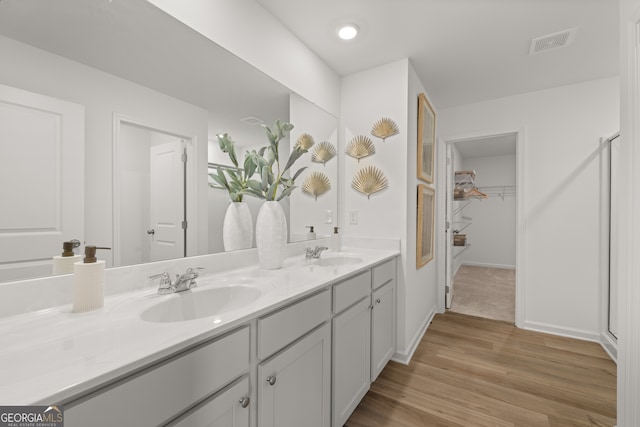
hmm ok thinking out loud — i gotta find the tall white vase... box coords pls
[255,201,287,269]
[222,201,253,251]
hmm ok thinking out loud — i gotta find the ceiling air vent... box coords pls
[241,116,264,126]
[529,28,576,55]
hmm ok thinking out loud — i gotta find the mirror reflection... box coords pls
[0,0,337,282]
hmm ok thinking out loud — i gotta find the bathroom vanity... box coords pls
[0,244,398,427]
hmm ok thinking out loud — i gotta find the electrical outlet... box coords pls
[324,209,333,224]
[349,210,358,225]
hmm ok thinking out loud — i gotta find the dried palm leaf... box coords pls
[371,117,399,142]
[311,141,336,165]
[352,166,388,199]
[296,133,315,150]
[302,172,331,200]
[345,135,375,161]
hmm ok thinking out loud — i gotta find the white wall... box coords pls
[439,77,620,340]
[0,35,210,266]
[147,0,340,117]
[341,59,439,361]
[460,154,516,268]
[406,63,439,360]
[289,93,339,240]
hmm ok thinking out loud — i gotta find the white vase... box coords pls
[222,201,253,251]
[255,201,288,269]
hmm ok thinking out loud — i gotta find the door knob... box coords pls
[266,376,277,386]
[239,396,250,408]
[147,229,155,235]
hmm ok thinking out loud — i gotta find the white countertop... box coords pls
[0,247,398,405]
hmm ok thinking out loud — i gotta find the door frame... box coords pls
[112,113,197,267]
[436,127,526,327]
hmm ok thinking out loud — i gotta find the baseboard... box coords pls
[462,261,516,270]
[391,305,437,365]
[522,320,600,343]
[600,331,618,363]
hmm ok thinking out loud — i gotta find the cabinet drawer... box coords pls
[333,270,371,314]
[372,259,395,290]
[66,326,250,427]
[258,289,331,360]
[169,376,250,427]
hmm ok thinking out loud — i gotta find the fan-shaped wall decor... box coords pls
[352,166,388,199]
[346,135,375,162]
[302,172,331,200]
[371,117,399,142]
[311,141,336,165]
[296,133,315,150]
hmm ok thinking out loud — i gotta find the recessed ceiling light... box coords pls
[337,24,359,41]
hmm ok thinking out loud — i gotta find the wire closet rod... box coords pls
[478,185,516,200]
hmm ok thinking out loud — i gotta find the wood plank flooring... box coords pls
[345,312,617,427]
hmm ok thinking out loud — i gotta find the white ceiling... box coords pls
[256,0,619,109]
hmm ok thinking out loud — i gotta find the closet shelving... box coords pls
[452,170,487,257]
[453,170,488,201]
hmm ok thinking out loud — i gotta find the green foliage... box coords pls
[211,121,312,202]
[244,120,313,201]
[208,133,256,202]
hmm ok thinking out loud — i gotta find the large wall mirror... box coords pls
[0,0,338,283]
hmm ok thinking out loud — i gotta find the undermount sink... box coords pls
[315,256,363,267]
[141,285,262,323]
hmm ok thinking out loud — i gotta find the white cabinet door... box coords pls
[371,280,396,381]
[170,376,250,427]
[258,323,331,427]
[332,297,371,427]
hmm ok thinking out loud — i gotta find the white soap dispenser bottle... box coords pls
[52,240,82,275]
[306,225,316,240]
[331,227,341,252]
[72,245,108,313]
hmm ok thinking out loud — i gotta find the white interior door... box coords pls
[149,139,185,262]
[0,84,84,281]
[445,144,455,308]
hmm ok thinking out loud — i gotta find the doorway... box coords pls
[114,118,192,267]
[443,132,519,323]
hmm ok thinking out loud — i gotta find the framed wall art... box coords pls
[417,183,435,268]
[417,92,436,183]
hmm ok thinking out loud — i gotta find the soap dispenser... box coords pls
[52,240,82,275]
[331,227,341,252]
[72,245,108,313]
[306,225,316,240]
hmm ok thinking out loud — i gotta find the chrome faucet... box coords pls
[149,267,203,294]
[305,246,328,260]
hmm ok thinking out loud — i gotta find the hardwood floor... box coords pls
[345,312,617,427]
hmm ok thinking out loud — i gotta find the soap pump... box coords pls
[331,226,341,252]
[52,240,82,275]
[306,225,316,240]
[72,245,109,313]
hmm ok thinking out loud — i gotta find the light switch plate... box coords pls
[324,209,333,224]
[349,210,358,224]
